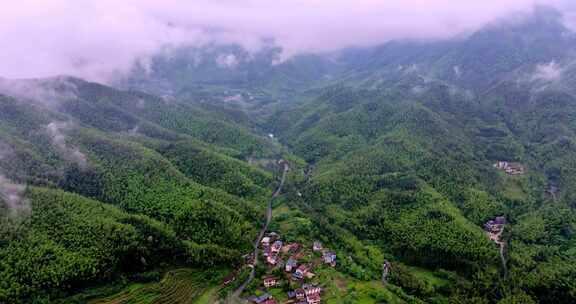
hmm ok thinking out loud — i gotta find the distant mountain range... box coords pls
[1,5,576,304]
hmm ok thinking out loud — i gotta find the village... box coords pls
[493,161,525,175]
[224,232,337,304]
[484,216,506,244]
[495,160,562,203]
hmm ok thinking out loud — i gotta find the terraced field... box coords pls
[89,269,211,304]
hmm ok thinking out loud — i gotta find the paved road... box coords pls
[229,161,289,301]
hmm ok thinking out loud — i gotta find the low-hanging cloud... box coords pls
[533,61,564,82]
[0,0,573,82]
[46,122,89,169]
[0,142,14,162]
[0,76,79,109]
[0,175,30,216]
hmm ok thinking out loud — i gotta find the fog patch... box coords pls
[0,76,78,109]
[135,57,154,76]
[411,85,427,95]
[404,64,420,74]
[2,0,560,82]
[46,122,88,169]
[135,98,146,109]
[223,94,244,103]
[0,141,14,162]
[216,54,239,69]
[533,61,563,81]
[128,125,140,136]
[453,66,462,78]
[0,175,30,216]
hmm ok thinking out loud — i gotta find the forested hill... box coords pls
[0,76,280,303]
[119,7,576,104]
[261,7,576,303]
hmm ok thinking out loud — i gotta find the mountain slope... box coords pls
[262,9,576,303]
[2,5,576,304]
[0,78,279,303]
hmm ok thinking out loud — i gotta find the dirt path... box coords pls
[548,184,559,202]
[499,242,507,278]
[229,161,289,302]
[493,227,508,278]
[487,223,507,279]
[497,237,507,278]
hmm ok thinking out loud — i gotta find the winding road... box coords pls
[229,160,289,302]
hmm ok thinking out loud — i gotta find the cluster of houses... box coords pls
[262,233,284,266]
[287,284,322,304]
[313,241,337,268]
[494,161,525,175]
[484,216,506,243]
[261,236,336,270]
[247,234,337,303]
[250,283,323,304]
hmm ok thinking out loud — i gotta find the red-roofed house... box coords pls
[295,288,305,300]
[305,285,322,304]
[293,265,308,280]
[313,241,323,252]
[267,253,279,265]
[306,293,321,304]
[263,276,278,288]
[271,240,283,253]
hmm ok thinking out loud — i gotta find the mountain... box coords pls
[118,43,343,105]
[0,76,280,302]
[2,5,576,304]
[261,7,576,303]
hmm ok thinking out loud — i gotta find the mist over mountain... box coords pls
[1,2,576,304]
[119,6,576,103]
[2,0,576,82]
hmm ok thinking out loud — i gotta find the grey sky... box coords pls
[0,0,572,82]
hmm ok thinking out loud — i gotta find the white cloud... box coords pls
[533,61,563,81]
[454,66,462,78]
[216,54,239,69]
[46,122,89,169]
[0,0,571,82]
[0,175,29,216]
[0,76,79,109]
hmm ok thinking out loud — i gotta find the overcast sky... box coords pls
[0,0,573,82]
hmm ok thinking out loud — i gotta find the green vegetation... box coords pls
[2,7,576,303]
[84,269,217,304]
[0,78,276,303]
[267,79,576,302]
[0,187,184,303]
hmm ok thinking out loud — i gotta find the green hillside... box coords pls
[2,5,576,304]
[0,78,278,303]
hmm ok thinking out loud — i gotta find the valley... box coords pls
[232,160,290,300]
[1,5,576,304]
